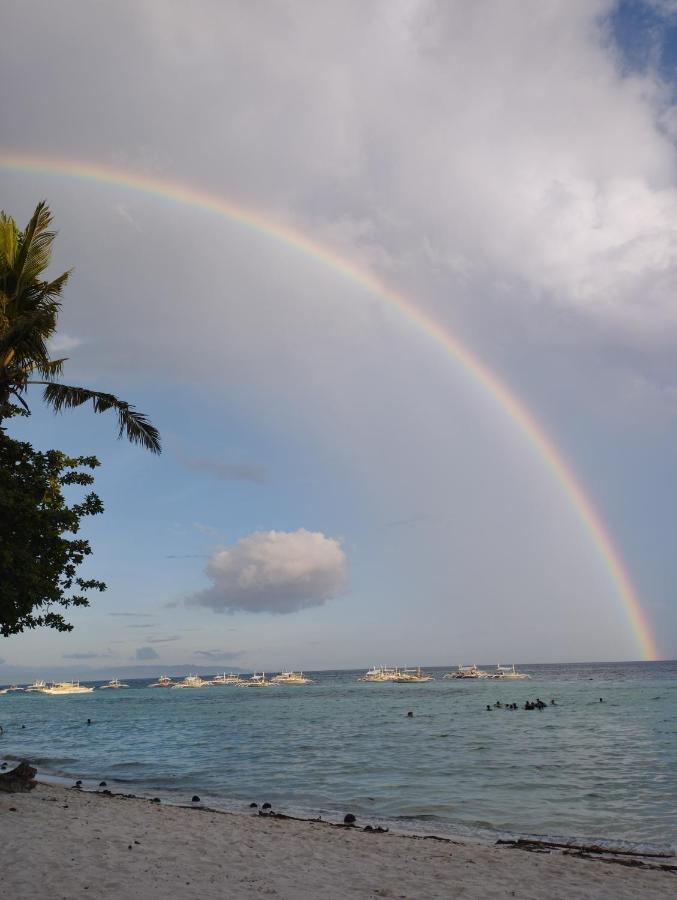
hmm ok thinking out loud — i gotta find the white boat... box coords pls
[99,678,129,689]
[211,673,243,685]
[443,664,490,680]
[238,672,275,687]
[172,674,211,689]
[25,680,47,693]
[359,666,399,682]
[149,675,173,687]
[41,681,94,695]
[271,671,313,685]
[489,664,530,680]
[1,684,26,693]
[392,667,434,683]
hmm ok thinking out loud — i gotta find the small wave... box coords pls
[393,813,444,822]
[110,761,148,770]
[26,756,79,767]
[105,776,146,784]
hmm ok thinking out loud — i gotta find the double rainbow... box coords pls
[0,152,660,660]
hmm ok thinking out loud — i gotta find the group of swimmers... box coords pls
[486,698,555,711]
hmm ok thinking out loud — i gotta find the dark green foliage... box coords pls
[0,422,106,636]
[0,201,161,453]
[0,201,161,635]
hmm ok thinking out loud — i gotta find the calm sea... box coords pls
[1,661,675,849]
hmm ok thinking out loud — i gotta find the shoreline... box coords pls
[2,781,675,899]
[4,756,676,857]
[12,760,675,857]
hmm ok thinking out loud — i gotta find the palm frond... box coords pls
[14,201,56,289]
[15,358,67,381]
[0,310,55,372]
[0,212,19,271]
[37,382,162,454]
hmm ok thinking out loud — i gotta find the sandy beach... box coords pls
[1,782,674,899]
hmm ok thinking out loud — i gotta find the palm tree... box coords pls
[0,201,160,452]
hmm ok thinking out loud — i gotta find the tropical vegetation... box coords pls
[0,200,161,634]
[0,200,160,451]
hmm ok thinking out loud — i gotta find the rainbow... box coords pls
[0,152,660,660]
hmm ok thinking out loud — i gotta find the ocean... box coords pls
[1,661,675,850]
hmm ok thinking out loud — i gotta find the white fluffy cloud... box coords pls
[190,529,348,614]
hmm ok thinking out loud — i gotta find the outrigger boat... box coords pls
[271,671,313,685]
[41,681,94,695]
[25,680,47,693]
[489,664,530,680]
[443,664,490,680]
[211,673,243,685]
[172,674,211,689]
[359,666,399,682]
[0,684,25,693]
[238,672,275,687]
[99,678,129,689]
[149,675,173,687]
[392,667,434,683]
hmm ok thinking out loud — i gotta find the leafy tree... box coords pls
[0,200,161,452]
[0,419,106,635]
[0,201,161,634]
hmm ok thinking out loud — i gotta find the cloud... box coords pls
[5,2,677,661]
[182,456,267,484]
[189,529,348,614]
[146,635,181,644]
[109,612,154,618]
[63,652,110,660]
[135,646,160,660]
[193,649,244,661]
[47,333,83,354]
[114,202,142,231]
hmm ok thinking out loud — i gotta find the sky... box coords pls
[2,0,677,677]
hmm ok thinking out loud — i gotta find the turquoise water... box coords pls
[1,661,675,848]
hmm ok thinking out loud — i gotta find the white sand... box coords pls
[1,784,674,899]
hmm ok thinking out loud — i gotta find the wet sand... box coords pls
[2,783,675,899]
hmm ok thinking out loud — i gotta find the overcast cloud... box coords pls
[2,1,677,662]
